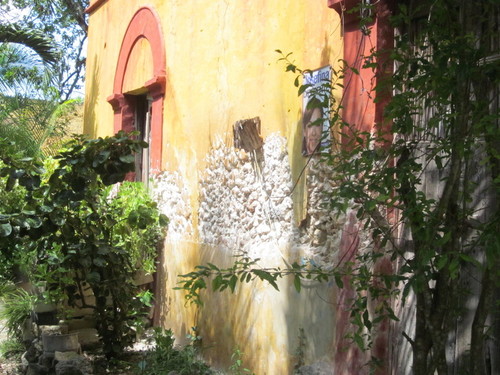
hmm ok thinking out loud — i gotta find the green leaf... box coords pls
[207,263,219,271]
[119,154,135,163]
[212,275,223,291]
[49,211,66,226]
[26,217,42,229]
[334,274,344,288]
[86,272,101,283]
[253,269,279,291]
[298,84,312,96]
[93,257,107,267]
[229,275,238,293]
[6,175,16,191]
[0,223,13,237]
[39,205,54,213]
[353,334,364,350]
[159,214,169,226]
[293,275,301,293]
[96,150,111,165]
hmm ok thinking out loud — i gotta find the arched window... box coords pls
[107,7,166,179]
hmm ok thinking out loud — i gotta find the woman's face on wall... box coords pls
[305,108,322,154]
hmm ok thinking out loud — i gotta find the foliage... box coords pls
[0,23,59,100]
[0,138,42,280]
[0,21,63,157]
[0,286,36,340]
[229,347,254,375]
[0,95,66,157]
[177,1,499,374]
[0,22,58,66]
[0,4,84,160]
[0,131,168,358]
[176,254,333,306]
[0,0,88,101]
[109,181,169,275]
[0,21,74,159]
[0,337,25,359]
[138,327,214,375]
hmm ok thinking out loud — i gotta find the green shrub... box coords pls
[139,328,214,375]
[108,181,168,275]
[0,337,25,359]
[0,132,168,358]
[0,286,36,340]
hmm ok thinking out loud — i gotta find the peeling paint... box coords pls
[152,172,193,240]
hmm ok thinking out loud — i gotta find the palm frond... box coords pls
[0,23,59,65]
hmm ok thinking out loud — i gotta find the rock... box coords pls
[312,229,327,246]
[26,363,49,375]
[296,361,333,375]
[42,332,80,354]
[21,351,29,371]
[55,366,84,375]
[39,325,64,336]
[55,354,93,375]
[61,317,96,331]
[54,351,81,362]
[24,342,42,363]
[38,352,54,368]
[72,328,100,350]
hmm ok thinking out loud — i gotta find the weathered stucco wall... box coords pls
[150,133,346,373]
[84,1,343,373]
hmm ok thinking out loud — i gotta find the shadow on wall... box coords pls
[290,112,308,227]
[284,274,337,372]
[83,56,100,137]
[321,32,334,68]
[195,244,257,370]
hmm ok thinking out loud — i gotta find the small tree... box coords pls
[0,132,168,358]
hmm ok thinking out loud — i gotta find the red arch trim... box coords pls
[107,6,166,172]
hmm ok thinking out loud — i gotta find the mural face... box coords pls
[303,107,323,155]
[301,66,332,157]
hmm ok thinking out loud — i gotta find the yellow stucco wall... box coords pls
[85,1,342,373]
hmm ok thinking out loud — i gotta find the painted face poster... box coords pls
[302,65,331,156]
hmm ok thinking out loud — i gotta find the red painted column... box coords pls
[327,1,395,374]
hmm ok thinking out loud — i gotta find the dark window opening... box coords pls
[128,93,152,185]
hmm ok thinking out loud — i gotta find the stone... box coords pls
[55,365,84,375]
[61,316,96,331]
[55,355,93,375]
[54,351,81,362]
[42,332,81,354]
[72,328,100,350]
[24,343,40,363]
[39,325,64,336]
[26,363,49,375]
[296,361,333,375]
[21,351,29,371]
[38,352,54,368]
